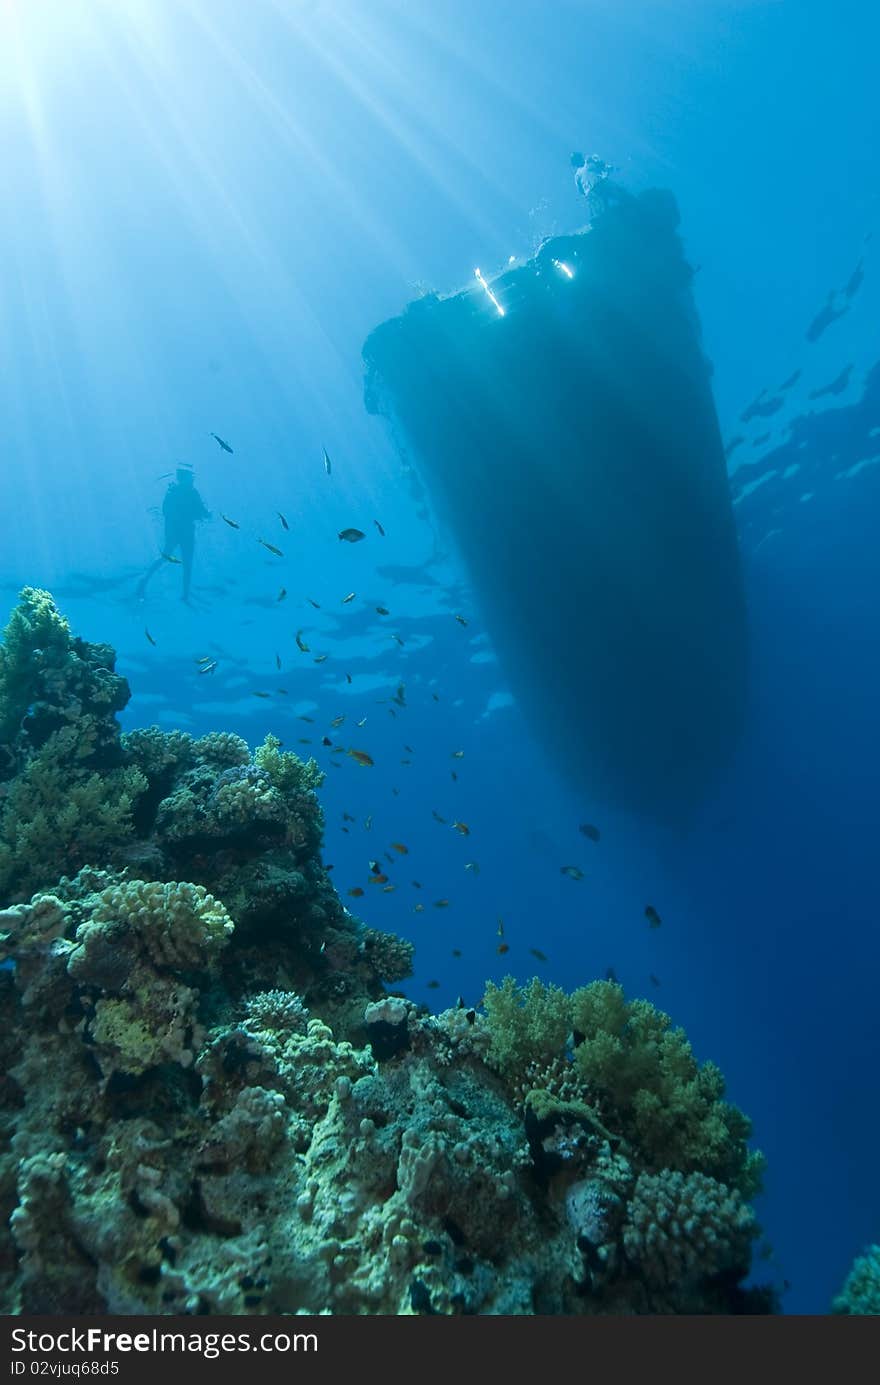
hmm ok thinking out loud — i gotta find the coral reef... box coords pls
[832,1245,880,1314]
[484,976,763,1198]
[0,590,773,1315]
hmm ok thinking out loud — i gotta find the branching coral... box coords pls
[833,1245,880,1314]
[0,727,147,903]
[622,1169,756,1289]
[194,732,250,768]
[482,976,762,1198]
[69,878,234,977]
[254,733,324,794]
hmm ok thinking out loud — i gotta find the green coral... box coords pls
[69,878,234,977]
[571,981,763,1195]
[89,977,199,1077]
[833,1245,880,1314]
[0,726,147,903]
[0,588,71,747]
[483,977,571,1083]
[254,733,324,793]
[483,976,761,1197]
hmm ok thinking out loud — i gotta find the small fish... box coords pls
[370,872,389,885]
[579,823,601,842]
[413,903,425,913]
[808,363,853,400]
[452,821,470,836]
[196,654,214,663]
[432,810,447,824]
[400,758,411,766]
[844,259,864,301]
[277,588,287,602]
[275,653,282,670]
[451,750,464,759]
[605,966,618,984]
[392,633,405,646]
[426,980,440,990]
[298,738,313,745]
[221,514,240,529]
[348,887,364,898]
[322,736,332,747]
[210,432,233,453]
[144,628,157,647]
[338,528,365,543]
[432,693,440,701]
[374,519,385,536]
[295,631,310,653]
[307,598,321,609]
[277,688,288,695]
[391,787,399,796]
[299,715,315,723]
[314,654,328,664]
[451,771,458,782]
[364,814,373,830]
[529,948,548,963]
[384,852,394,864]
[404,745,414,754]
[433,899,450,908]
[412,880,422,889]
[497,918,504,938]
[382,884,396,893]
[649,973,661,987]
[497,942,510,955]
[278,513,289,530]
[346,673,352,684]
[806,291,849,343]
[356,716,368,728]
[330,715,346,728]
[464,862,480,875]
[560,865,584,880]
[349,749,374,767]
[198,660,219,675]
[369,859,382,874]
[390,843,408,855]
[342,812,356,822]
[258,539,284,557]
[161,552,182,564]
[323,447,332,475]
[645,905,662,929]
[452,949,462,958]
[341,592,356,604]
[455,614,468,626]
[375,605,390,616]
[393,684,406,707]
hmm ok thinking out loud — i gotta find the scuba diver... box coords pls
[571,151,620,218]
[137,466,211,604]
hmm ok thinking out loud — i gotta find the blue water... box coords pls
[1,0,878,1313]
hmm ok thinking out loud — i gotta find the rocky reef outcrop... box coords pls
[0,589,774,1315]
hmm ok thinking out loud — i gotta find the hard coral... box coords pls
[833,1244,880,1314]
[0,592,773,1317]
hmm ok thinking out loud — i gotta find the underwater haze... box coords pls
[1,0,879,1315]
